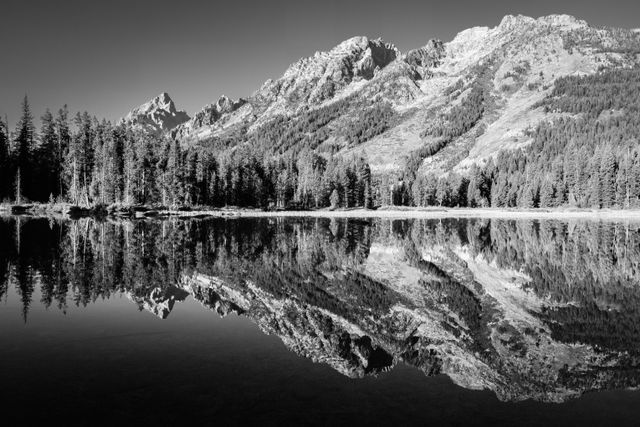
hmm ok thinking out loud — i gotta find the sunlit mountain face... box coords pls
[2,215,640,412]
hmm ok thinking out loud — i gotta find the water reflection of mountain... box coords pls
[2,216,640,402]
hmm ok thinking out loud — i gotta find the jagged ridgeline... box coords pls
[3,216,640,402]
[2,15,640,208]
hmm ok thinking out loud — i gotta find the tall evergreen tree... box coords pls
[539,178,555,208]
[599,146,617,208]
[615,166,627,208]
[55,105,71,199]
[13,95,36,202]
[38,109,57,201]
[588,148,603,208]
[167,138,184,206]
[0,117,10,200]
[342,165,355,208]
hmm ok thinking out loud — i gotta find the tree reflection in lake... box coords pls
[2,215,640,403]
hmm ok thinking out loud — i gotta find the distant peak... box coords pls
[499,14,536,28]
[338,36,369,48]
[156,92,172,103]
[123,92,189,133]
[149,92,176,112]
[330,36,397,55]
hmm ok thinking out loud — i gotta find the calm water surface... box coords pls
[1,216,640,426]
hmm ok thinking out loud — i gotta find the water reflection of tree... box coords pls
[3,215,640,357]
[398,218,640,354]
[0,216,377,321]
[5,215,640,399]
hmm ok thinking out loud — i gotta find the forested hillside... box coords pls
[3,15,640,210]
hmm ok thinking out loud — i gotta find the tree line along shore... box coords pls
[2,68,640,212]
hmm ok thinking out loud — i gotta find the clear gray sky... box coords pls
[1,0,639,124]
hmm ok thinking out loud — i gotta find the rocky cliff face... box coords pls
[126,15,640,172]
[258,36,399,107]
[172,95,246,142]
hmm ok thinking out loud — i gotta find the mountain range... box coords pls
[123,14,640,177]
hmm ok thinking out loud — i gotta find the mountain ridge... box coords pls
[123,13,640,178]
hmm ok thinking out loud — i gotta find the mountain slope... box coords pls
[118,14,640,213]
[128,14,637,177]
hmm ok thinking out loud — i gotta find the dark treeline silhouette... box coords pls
[0,97,374,209]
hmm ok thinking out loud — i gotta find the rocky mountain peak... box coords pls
[123,92,190,133]
[405,39,445,69]
[333,35,371,53]
[498,13,588,32]
[537,14,588,28]
[214,94,244,114]
[251,35,400,110]
[135,92,176,114]
[498,14,537,30]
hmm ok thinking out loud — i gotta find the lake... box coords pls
[1,215,640,426]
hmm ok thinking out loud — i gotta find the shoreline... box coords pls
[3,203,640,221]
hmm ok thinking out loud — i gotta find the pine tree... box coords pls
[630,150,640,207]
[490,175,508,207]
[436,178,449,206]
[363,181,372,209]
[539,178,555,208]
[588,148,602,208]
[13,95,36,202]
[448,173,468,207]
[122,125,137,205]
[38,109,57,201]
[356,160,372,208]
[55,106,71,199]
[89,120,111,204]
[330,189,339,209]
[599,146,616,208]
[295,150,326,208]
[467,165,487,207]
[167,139,184,206]
[0,117,10,200]
[183,149,198,205]
[615,166,627,208]
[160,139,184,207]
[551,159,566,206]
[99,122,120,204]
[341,165,355,208]
[519,184,535,208]
[66,112,95,205]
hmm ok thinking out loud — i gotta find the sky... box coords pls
[1,0,639,125]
